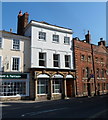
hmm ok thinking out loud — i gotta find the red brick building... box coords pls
[73,31,108,97]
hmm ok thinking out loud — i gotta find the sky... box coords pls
[2,2,106,45]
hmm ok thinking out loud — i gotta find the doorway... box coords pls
[66,79,75,97]
[87,83,91,96]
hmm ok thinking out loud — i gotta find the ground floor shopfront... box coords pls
[0,72,29,101]
[29,68,76,100]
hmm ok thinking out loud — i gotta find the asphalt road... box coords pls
[1,95,108,119]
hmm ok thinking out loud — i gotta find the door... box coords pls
[66,79,75,97]
[87,83,91,96]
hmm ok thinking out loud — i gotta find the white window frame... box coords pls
[64,37,70,45]
[0,78,29,97]
[52,34,59,43]
[0,56,3,71]
[39,52,46,67]
[38,32,46,41]
[53,54,60,67]
[37,79,48,95]
[12,39,20,50]
[0,37,3,48]
[11,56,20,72]
[65,55,70,68]
[52,79,62,94]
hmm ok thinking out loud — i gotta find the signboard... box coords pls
[0,74,27,79]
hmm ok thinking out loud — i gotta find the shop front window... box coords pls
[53,79,62,93]
[37,79,48,94]
[0,81,26,96]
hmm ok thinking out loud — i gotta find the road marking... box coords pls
[0,104,11,107]
[86,109,108,119]
[21,107,68,117]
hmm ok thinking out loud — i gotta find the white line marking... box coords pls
[21,107,68,117]
[87,109,108,119]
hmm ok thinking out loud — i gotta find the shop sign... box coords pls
[0,74,27,79]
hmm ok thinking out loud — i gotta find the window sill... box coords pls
[11,49,20,51]
[37,94,47,95]
[38,39,46,41]
[64,43,70,45]
[52,41,59,44]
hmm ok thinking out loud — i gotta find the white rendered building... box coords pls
[0,30,30,100]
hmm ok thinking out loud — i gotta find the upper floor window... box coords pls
[12,57,20,71]
[0,37,2,48]
[101,58,104,63]
[64,37,70,44]
[13,39,20,50]
[0,56,2,71]
[101,69,104,78]
[88,56,91,62]
[39,32,46,40]
[53,54,60,67]
[39,52,46,66]
[95,57,98,62]
[81,55,85,61]
[65,55,70,67]
[85,67,90,78]
[96,68,100,77]
[53,35,59,43]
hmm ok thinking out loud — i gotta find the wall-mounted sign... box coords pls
[0,74,27,79]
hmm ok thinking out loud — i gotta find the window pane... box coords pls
[65,55,70,67]
[53,35,59,42]
[13,39,20,50]
[64,37,70,44]
[12,58,19,71]
[0,38,2,48]
[0,81,26,96]
[37,79,48,94]
[39,32,46,40]
[39,53,46,66]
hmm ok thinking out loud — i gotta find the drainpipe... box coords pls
[91,44,97,96]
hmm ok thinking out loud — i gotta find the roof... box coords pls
[0,30,30,39]
[27,20,72,31]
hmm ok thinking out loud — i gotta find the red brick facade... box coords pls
[73,31,108,97]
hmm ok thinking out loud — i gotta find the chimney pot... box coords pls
[10,28,12,32]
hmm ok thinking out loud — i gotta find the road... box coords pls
[1,94,108,119]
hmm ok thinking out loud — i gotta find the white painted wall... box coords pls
[0,31,30,72]
[25,21,73,69]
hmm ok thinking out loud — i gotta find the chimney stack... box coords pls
[17,10,29,35]
[85,30,91,43]
[98,38,106,46]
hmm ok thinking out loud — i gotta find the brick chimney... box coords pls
[17,10,29,35]
[85,30,91,43]
[98,38,106,46]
